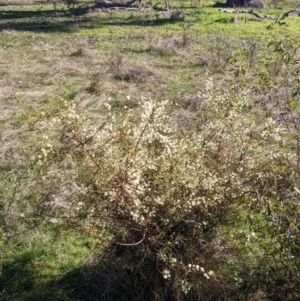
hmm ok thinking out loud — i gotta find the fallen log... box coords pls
[219,8,263,18]
[282,9,300,18]
[220,7,300,21]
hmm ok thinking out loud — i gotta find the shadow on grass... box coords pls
[0,19,94,33]
[0,5,90,20]
[0,249,61,301]
[0,2,184,32]
[3,237,296,301]
[0,6,92,32]
[0,17,176,33]
[98,16,177,27]
[5,249,242,301]
[0,247,161,301]
[0,17,178,32]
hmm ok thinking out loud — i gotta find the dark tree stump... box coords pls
[225,0,266,8]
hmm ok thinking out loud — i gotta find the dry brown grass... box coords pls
[149,34,190,55]
[50,58,89,77]
[107,54,164,83]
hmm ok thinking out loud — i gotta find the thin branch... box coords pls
[282,10,298,19]
[116,231,146,246]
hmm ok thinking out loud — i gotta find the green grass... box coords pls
[0,231,93,301]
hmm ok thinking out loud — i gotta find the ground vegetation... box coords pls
[0,0,300,300]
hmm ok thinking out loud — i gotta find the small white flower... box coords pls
[162,269,171,279]
[133,199,141,207]
[104,103,111,110]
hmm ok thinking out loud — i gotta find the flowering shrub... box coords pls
[24,77,299,300]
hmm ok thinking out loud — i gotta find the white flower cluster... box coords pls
[159,251,216,291]
[181,280,192,294]
[33,77,294,296]
[43,101,86,129]
[186,263,215,279]
[162,269,171,279]
[37,135,53,164]
[170,267,215,294]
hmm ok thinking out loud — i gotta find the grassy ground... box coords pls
[1,232,94,300]
[0,0,299,300]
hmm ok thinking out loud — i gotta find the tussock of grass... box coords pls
[50,58,88,77]
[108,54,164,83]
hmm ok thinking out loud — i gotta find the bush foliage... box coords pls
[9,71,298,299]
